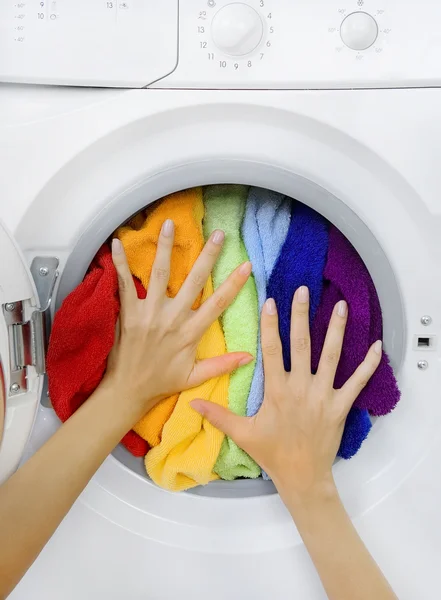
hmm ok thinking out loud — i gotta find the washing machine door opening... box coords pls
[50,163,405,499]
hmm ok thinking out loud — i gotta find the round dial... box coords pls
[340,11,378,51]
[211,3,264,56]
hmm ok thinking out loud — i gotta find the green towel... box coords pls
[203,185,261,480]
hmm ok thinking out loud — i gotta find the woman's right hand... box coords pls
[192,286,382,503]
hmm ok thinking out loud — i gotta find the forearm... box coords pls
[278,480,397,600]
[0,383,145,599]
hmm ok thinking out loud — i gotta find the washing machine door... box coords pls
[0,220,58,483]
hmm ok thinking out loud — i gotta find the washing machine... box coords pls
[0,1,440,598]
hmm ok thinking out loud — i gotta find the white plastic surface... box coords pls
[0,222,40,484]
[2,0,441,89]
[340,12,378,51]
[211,3,263,56]
[1,87,441,598]
[0,0,178,87]
[159,0,441,89]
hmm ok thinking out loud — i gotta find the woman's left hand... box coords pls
[102,220,253,417]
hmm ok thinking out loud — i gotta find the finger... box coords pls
[175,230,225,311]
[187,352,253,389]
[337,340,383,415]
[261,298,285,385]
[191,399,251,447]
[193,261,252,335]
[112,239,137,309]
[316,300,348,389]
[290,286,311,377]
[146,219,174,307]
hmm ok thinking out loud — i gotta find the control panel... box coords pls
[0,0,178,87]
[1,0,441,88]
[160,0,441,89]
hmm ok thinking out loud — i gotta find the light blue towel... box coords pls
[242,187,291,418]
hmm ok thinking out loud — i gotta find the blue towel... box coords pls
[267,202,329,371]
[242,188,291,418]
[338,407,372,459]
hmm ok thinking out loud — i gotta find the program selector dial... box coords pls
[340,11,378,51]
[211,3,264,56]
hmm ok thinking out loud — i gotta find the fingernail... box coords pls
[211,230,225,245]
[265,298,277,315]
[161,219,174,237]
[239,261,252,276]
[337,300,347,318]
[112,239,123,255]
[374,340,382,355]
[298,286,309,303]
[190,399,204,413]
[238,355,253,367]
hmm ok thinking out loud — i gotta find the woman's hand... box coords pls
[103,220,253,418]
[0,219,255,599]
[192,285,382,501]
[192,286,398,600]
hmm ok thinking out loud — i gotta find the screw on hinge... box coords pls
[39,267,49,277]
[5,303,15,312]
[10,383,20,393]
[417,360,429,371]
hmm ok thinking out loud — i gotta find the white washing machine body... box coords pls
[0,1,441,599]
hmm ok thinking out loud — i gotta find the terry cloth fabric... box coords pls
[47,245,149,457]
[311,226,401,417]
[116,188,205,447]
[338,407,372,460]
[267,202,329,371]
[145,274,229,491]
[242,187,291,417]
[203,185,261,480]
[310,262,372,459]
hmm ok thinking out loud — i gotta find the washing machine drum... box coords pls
[1,164,439,522]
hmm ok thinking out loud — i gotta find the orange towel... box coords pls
[116,188,205,446]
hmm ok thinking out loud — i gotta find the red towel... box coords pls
[47,244,149,457]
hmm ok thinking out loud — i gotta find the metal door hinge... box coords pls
[3,257,59,396]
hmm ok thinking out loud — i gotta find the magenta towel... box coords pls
[311,226,401,416]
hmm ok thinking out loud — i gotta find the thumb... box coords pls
[191,399,251,446]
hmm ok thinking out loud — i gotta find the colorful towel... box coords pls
[267,202,329,371]
[47,245,149,457]
[242,187,291,417]
[311,226,401,417]
[203,185,261,480]
[116,188,205,447]
[338,407,372,459]
[145,274,229,491]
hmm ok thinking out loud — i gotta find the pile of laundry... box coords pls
[47,185,401,492]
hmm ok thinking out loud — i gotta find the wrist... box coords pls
[275,473,340,520]
[95,377,156,424]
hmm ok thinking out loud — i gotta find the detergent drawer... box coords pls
[0,0,178,88]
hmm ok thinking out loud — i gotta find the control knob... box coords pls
[211,3,264,56]
[340,11,378,51]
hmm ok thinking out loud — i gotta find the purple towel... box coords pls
[311,226,401,416]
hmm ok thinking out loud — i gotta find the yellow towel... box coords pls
[116,189,205,447]
[145,274,228,491]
